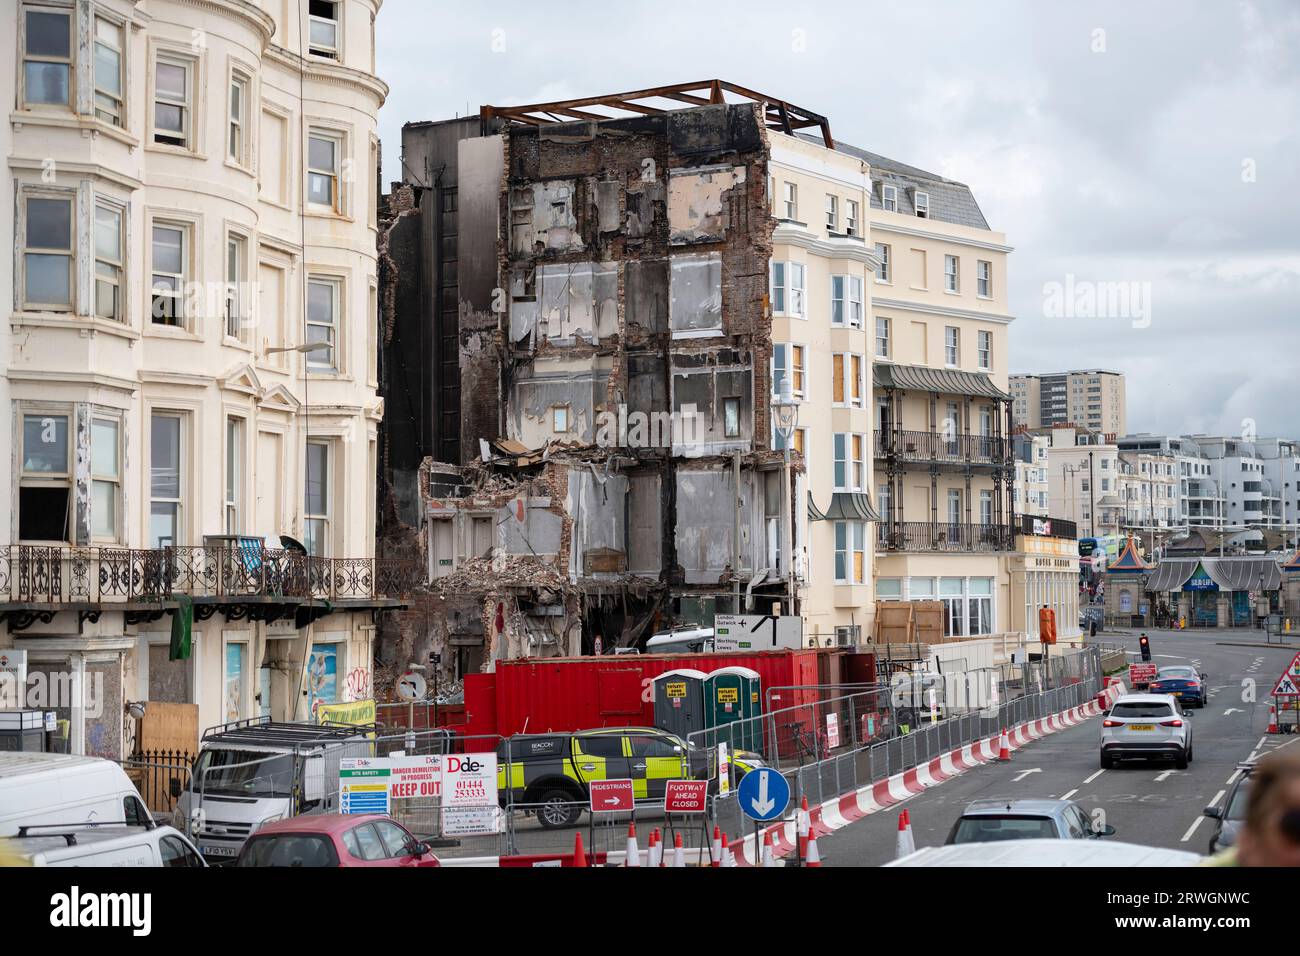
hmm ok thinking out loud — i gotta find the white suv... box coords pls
[1100,694,1193,769]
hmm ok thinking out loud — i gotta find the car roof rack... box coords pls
[201,717,379,747]
[14,820,154,843]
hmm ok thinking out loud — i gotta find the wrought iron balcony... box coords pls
[877,522,1015,553]
[875,429,1011,467]
[0,545,419,607]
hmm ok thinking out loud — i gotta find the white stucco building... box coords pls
[0,0,408,758]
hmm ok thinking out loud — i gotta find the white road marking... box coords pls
[1207,788,1226,809]
[1223,708,1242,716]
[1084,769,1107,784]
[1258,736,1268,748]
[1226,770,1242,785]
[1155,770,1179,782]
[1060,788,1078,800]
[1181,815,1208,843]
[1012,768,1042,782]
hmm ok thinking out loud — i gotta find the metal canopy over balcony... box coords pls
[873,363,1009,401]
[808,492,882,522]
[0,545,418,632]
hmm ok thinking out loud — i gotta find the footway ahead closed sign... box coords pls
[664,780,708,814]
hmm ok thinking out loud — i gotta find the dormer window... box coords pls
[881,183,897,212]
[914,191,930,218]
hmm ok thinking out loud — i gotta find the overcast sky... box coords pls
[376,0,1299,439]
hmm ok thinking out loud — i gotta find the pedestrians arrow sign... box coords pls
[589,779,635,814]
[1012,768,1041,783]
[737,767,789,822]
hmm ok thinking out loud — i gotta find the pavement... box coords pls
[817,627,1300,866]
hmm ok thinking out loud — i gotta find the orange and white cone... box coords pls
[711,825,722,867]
[761,830,775,868]
[625,823,640,867]
[671,832,685,868]
[998,727,1011,761]
[1269,704,1280,735]
[720,831,734,868]
[646,829,659,867]
[895,812,911,859]
[572,832,588,868]
[903,809,916,855]
[805,827,822,867]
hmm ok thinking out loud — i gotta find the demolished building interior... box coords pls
[377,84,815,681]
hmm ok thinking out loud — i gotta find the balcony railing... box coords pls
[875,429,1011,467]
[0,545,420,605]
[877,522,1015,553]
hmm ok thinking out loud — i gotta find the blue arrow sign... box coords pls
[737,767,790,822]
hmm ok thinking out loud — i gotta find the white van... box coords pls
[0,753,151,837]
[5,824,206,867]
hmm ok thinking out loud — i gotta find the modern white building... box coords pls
[0,0,407,758]
[1013,432,1049,517]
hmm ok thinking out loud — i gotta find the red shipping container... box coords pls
[464,649,828,739]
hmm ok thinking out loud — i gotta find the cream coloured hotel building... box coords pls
[768,131,1078,645]
[0,0,407,757]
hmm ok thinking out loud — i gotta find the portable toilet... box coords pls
[652,669,708,741]
[705,666,762,752]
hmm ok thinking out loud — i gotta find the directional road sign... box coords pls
[589,779,635,813]
[737,767,790,822]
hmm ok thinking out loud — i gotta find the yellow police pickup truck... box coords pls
[498,726,762,828]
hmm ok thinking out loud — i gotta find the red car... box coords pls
[234,814,441,868]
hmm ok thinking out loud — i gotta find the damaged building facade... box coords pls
[380,85,814,677]
[378,81,1079,679]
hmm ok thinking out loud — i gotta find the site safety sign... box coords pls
[340,759,391,816]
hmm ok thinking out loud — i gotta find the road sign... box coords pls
[717,743,732,795]
[1273,651,1300,697]
[396,670,426,701]
[440,752,499,835]
[738,767,790,822]
[825,712,840,749]
[389,755,441,799]
[664,780,709,814]
[1128,662,1157,687]
[713,614,804,652]
[589,779,635,813]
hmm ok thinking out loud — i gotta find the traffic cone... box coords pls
[656,829,667,867]
[646,829,659,867]
[805,827,822,867]
[572,832,588,868]
[671,832,685,868]
[761,830,774,868]
[998,727,1011,761]
[896,812,912,860]
[797,795,810,862]
[625,823,640,867]
[720,831,733,867]
[902,809,916,855]
[1269,703,1280,735]
[710,825,722,867]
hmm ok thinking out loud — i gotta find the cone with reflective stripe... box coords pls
[657,829,667,867]
[625,823,640,867]
[710,825,722,867]
[720,831,734,867]
[1269,703,1280,735]
[646,829,659,867]
[671,832,685,868]
[761,829,774,868]
[805,827,822,867]
[902,809,916,855]
[572,832,588,868]
[896,810,916,860]
[998,727,1011,761]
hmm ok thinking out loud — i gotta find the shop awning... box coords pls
[1209,558,1281,591]
[873,362,1009,401]
[1146,559,1198,592]
[809,492,881,522]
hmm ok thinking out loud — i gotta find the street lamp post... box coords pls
[773,377,802,616]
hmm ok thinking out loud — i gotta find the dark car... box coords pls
[1148,665,1207,708]
[234,814,440,868]
[1203,763,1252,853]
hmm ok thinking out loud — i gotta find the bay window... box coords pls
[307,276,340,370]
[23,193,74,310]
[91,418,121,541]
[93,16,125,125]
[19,413,71,542]
[305,441,331,556]
[770,261,806,317]
[153,55,193,148]
[150,413,183,547]
[94,202,124,321]
[22,6,72,108]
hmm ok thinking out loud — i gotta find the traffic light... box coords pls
[1139,634,1151,662]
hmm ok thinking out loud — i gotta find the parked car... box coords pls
[945,798,1115,844]
[234,814,440,867]
[1204,762,1253,853]
[4,824,205,867]
[890,839,1198,867]
[1100,693,1193,769]
[1148,665,1208,708]
[0,753,152,837]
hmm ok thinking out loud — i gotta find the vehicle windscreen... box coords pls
[1227,779,1252,820]
[1157,668,1197,680]
[193,749,295,797]
[950,815,1058,843]
[1110,702,1174,719]
[236,834,339,867]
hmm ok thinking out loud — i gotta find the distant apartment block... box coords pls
[1012,370,1126,436]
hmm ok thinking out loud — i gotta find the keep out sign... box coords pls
[389,755,442,799]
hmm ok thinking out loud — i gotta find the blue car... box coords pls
[1148,665,1207,708]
